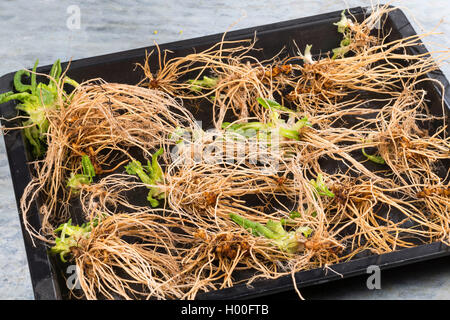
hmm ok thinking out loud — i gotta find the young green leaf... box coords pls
[230,213,312,254]
[125,149,165,207]
[289,211,301,219]
[13,70,32,93]
[0,58,78,157]
[187,76,218,92]
[299,44,315,64]
[230,213,275,238]
[334,10,351,34]
[50,218,97,262]
[331,11,353,59]
[49,59,62,85]
[66,156,96,193]
[257,97,293,112]
[362,148,385,164]
[81,155,96,182]
[310,174,335,198]
[297,226,313,238]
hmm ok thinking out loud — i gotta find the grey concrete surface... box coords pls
[0,0,448,300]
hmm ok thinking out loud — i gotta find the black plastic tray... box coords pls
[1,6,449,300]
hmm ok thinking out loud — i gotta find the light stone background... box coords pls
[0,0,448,300]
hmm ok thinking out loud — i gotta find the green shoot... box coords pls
[332,39,351,59]
[257,97,293,112]
[50,218,98,262]
[334,10,351,34]
[258,97,311,140]
[125,148,165,207]
[223,98,311,141]
[67,155,96,193]
[362,148,385,164]
[222,121,270,139]
[278,116,311,140]
[310,174,335,198]
[280,210,301,225]
[289,211,301,219]
[187,76,218,92]
[332,10,352,59]
[230,213,312,253]
[170,126,188,144]
[299,44,315,64]
[81,155,96,181]
[229,213,276,238]
[0,59,79,157]
[147,147,165,182]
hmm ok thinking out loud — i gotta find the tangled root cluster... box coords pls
[13,4,450,299]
